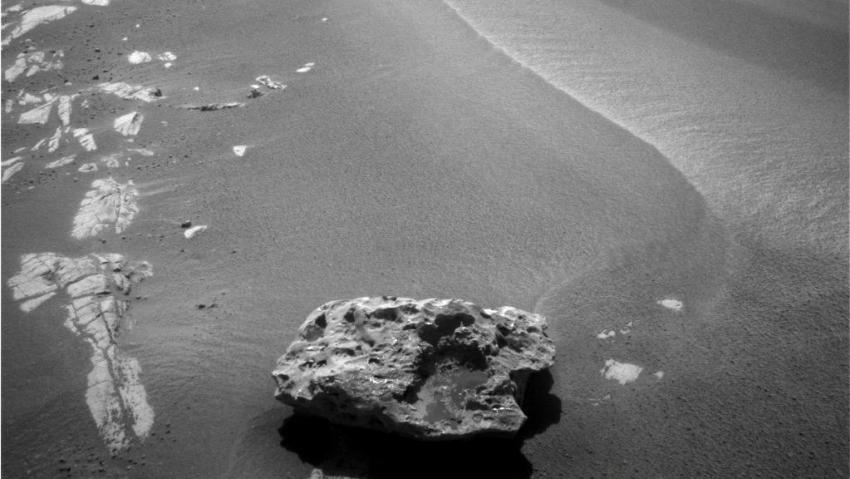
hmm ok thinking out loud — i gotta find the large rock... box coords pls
[272,297,556,440]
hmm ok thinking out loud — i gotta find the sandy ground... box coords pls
[2,0,847,477]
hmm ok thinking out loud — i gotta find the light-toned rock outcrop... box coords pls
[71,177,138,239]
[8,253,154,451]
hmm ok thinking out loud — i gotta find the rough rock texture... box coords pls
[272,297,556,440]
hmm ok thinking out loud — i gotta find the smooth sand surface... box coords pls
[2,0,847,477]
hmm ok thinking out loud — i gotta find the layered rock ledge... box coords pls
[272,297,555,440]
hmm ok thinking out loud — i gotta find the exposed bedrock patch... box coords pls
[7,252,154,452]
[4,48,64,83]
[72,177,139,240]
[1,5,77,47]
[272,297,556,440]
[97,82,163,102]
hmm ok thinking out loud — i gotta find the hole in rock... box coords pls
[418,312,476,345]
[370,308,398,321]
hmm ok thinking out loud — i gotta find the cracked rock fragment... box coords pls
[73,128,97,151]
[72,177,139,239]
[113,111,144,136]
[272,297,555,440]
[4,49,64,82]
[57,94,73,126]
[2,5,77,46]
[18,98,55,125]
[47,126,62,152]
[97,82,162,102]
[2,160,24,183]
[8,253,154,450]
[45,155,75,169]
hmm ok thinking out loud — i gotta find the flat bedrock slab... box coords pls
[272,297,556,440]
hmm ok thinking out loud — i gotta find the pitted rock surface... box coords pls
[272,297,556,440]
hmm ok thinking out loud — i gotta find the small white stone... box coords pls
[78,163,98,173]
[101,154,121,168]
[658,298,683,312]
[113,111,144,136]
[2,161,24,183]
[296,62,315,73]
[600,359,643,385]
[45,155,76,169]
[157,51,176,62]
[127,148,154,157]
[127,51,152,64]
[184,225,208,239]
[596,329,615,340]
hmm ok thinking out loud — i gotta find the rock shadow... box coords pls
[279,369,560,479]
[516,369,561,440]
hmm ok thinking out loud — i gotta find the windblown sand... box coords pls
[2,0,847,477]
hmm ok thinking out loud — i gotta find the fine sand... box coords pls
[2,0,847,477]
